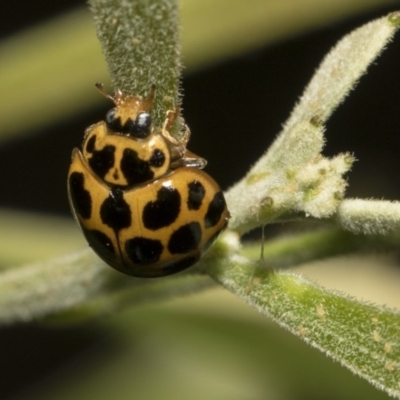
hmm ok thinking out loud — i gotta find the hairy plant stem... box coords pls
[89,0,182,128]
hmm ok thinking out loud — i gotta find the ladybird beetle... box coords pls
[68,83,229,278]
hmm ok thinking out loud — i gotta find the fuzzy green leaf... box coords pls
[0,248,215,325]
[204,254,400,397]
[337,199,400,234]
[88,0,182,127]
[226,12,400,235]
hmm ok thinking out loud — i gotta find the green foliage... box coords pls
[1,1,400,398]
[89,0,182,127]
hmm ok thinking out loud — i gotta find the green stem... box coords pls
[241,227,400,269]
[0,249,214,325]
[204,254,400,397]
[88,0,182,127]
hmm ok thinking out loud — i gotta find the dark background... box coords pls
[0,2,399,218]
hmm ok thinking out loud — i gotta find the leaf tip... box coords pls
[388,11,400,27]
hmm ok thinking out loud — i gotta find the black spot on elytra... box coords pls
[100,187,131,231]
[120,148,154,186]
[205,191,226,228]
[88,145,115,179]
[69,172,92,219]
[149,149,165,168]
[86,229,115,259]
[143,186,181,230]
[161,255,199,275]
[125,237,163,265]
[85,135,96,153]
[187,181,205,210]
[168,222,201,254]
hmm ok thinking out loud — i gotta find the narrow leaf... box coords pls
[226,12,400,235]
[284,11,400,129]
[0,249,215,325]
[205,255,400,398]
[337,198,400,234]
[88,0,182,127]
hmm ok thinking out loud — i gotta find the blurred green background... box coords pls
[1,1,400,399]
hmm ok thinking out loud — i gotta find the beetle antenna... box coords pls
[95,82,116,104]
